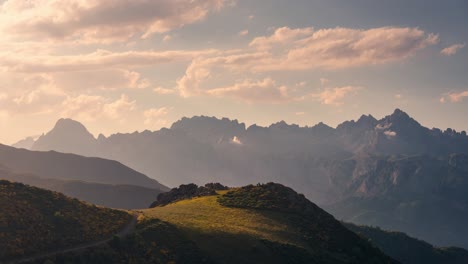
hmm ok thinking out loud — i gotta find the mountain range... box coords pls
[12,109,468,248]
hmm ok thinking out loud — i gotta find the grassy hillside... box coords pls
[0,180,131,261]
[345,223,468,264]
[0,165,161,209]
[141,183,395,264]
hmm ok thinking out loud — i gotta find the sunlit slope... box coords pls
[142,184,396,264]
[0,180,131,261]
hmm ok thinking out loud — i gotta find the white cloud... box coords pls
[384,130,397,137]
[163,35,173,42]
[250,26,314,50]
[0,49,219,73]
[103,94,136,119]
[172,26,438,101]
[440,90,468,103]
[230,136,243,145]
[441,43,465,56]
[61,94,136,121]
[311,86,363,106]
[257,26,439,70]
[238,29,249,36]
[143,107,170,127]
[207,78,293,103]
[0,0,228,43]
[154,87,177,95]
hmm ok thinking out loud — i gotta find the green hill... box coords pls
[22,183,395,264]
[6,182,468,264]
[345,223,468,264]
[0,180,131,262]
[141,183,395,264]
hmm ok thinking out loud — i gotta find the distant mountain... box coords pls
[323,153,468,248]
[0,144,168,191]
[32,118,97,156]
[0,180,131,262]
[0,165,161,209]
[345,223,468,264]
[29,109,468,248]
[11,136,37,149]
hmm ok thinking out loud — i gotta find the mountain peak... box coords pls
[357,114,378,126]
[391,108,410,119]
[54,118,89,133]
[31,118,97,156]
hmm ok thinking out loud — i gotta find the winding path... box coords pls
[5,213,139,264]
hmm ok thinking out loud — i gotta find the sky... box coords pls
[0,0,467,144]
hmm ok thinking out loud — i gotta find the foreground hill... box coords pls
[0,166,161,209]
[19,183,468,264]
[0,180,131,262]
[0,144,168,191]
[345,223,468,264]
[141,183,395,264]
[27,183,395,264]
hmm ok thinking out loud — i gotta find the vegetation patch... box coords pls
[27,219,212,264]
[150,183,228,207]
[218,182,324,215]
[0,180,130,261]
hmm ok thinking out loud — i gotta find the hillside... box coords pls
[23,183,394,264]
[22,183,468,264]
[0,180,131,262]
[141,183,395,264]
[0,144,168,191]
[345,223,468,264]
[0,166,161,209]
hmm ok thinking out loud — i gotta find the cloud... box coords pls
[311,86,362,106]
[254,26,439,70]
[143,107,170,127]
[238,30,249,36]
[295,112,305,116]
[230,136,243,145]
[440,90,468,103]
[441,43,465,56]
[320,78,329,86]
[52,69,150,91]
[0,49,218,73]
[174,26,438,98]
[249,26,314,50]
[154,87,177,95]
[206,78,293,103]
[61,94,136,121]
[162,35,173,42]
[0,0,228,43]
[384,130,397,137]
